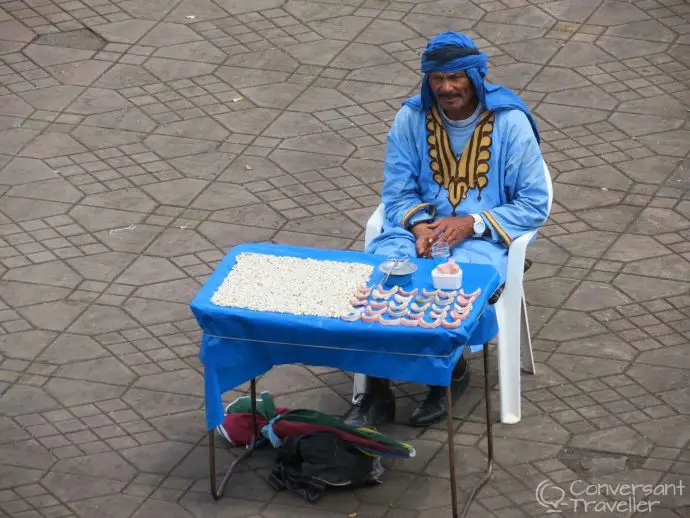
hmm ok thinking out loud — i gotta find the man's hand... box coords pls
[428,216,474,247]
[411,222,435,258]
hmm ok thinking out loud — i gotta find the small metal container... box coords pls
[378,259,417,287]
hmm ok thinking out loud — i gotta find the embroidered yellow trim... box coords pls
[482,210,512,246]
[401,203,435,228]
[426,105,495,214]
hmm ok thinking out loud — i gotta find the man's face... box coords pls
[428,71,476,113]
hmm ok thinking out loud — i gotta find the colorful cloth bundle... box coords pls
[215,391,415,460]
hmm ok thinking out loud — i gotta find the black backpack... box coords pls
[268,432,384,502]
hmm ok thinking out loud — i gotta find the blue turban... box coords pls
[405,31,539,142]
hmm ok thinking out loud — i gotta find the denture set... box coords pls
[342,283,481,329]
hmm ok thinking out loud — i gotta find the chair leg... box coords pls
[352,373,367,404]
[495,298,522,424]
[520,291,535,375]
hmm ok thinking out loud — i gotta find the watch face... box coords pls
[474,219,486,235]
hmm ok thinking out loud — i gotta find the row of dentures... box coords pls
[342,283,481,329]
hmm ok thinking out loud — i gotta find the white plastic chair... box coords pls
[353,160,553,425]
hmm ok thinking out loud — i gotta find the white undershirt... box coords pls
[440,101,484,128]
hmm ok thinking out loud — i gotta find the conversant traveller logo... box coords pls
[535,479,686,513]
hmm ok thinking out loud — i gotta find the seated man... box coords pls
[345,32,550,428]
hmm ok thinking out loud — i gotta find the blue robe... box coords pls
[367,99,550,283]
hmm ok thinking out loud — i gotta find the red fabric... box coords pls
[272,421,401,454]
[220,408,290,445]
[220,412,398,455]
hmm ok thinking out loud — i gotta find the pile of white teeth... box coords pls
[211,253,373,318]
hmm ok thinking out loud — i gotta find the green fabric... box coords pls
[272,409,415,457]
[225,391,277,420]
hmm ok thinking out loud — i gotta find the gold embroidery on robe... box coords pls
[426,105,495,215]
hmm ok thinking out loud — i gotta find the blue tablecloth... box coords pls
[191,243,501,430]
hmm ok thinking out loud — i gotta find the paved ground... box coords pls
[0,0,689,516]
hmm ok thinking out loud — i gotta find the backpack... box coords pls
[268,431,384,502]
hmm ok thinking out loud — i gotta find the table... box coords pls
[190,243,502,518]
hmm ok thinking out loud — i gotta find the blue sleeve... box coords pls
[481,111,550,246]
[381,106,436,229]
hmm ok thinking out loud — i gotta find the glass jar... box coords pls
[431,239,450,266]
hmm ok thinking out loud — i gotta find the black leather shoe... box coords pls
[343,391,396,428]
[409,362,471,427]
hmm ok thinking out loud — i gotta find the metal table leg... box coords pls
[209,378,258,500]
[447,344,495,518]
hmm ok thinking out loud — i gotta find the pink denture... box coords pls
[361,312,380,323]
[379,317,400,326]
[377,284,398,297]
[400,318,419,327]
[441,318,462,329]
[419,318,441,329]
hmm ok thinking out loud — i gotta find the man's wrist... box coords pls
[470,213,488,238]
[410,219,433,236]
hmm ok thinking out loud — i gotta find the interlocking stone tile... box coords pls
[46,378,126,406]
[0,281,72,308]
[145,228,216,256]
[0,158,56,185]
[37,333,109,365]
[0,466,44,489]
[8,178,83,204]
[0,385,62,415]
[67,304,139,334]
[557,333,637,362]
[537,104,610,128]
[122,387,202,418]
[0,439,55,469]
[598,36,670,60]
[94,64,159,90]
[131,499,195,518]
[0,128,39,155]
[72,127,147,151]
[614,273,690,301]
[24,45,95,67]
[623,254,690,282]
[539,310,607,341]
[563,281,631,311]
[549,353,628,382]
[142,178,209,206]
[19,85,84,112]
[45,59,112,86]
[70,494,144,518]
[552,230,619,258]
[56,357,136,386]
[94,19,157,44]
[0,329,57,360]
[149,410,205,443]
[17,300,88,331]
[66,252,137,282]
[120,441,195,474]
[124,297,193,325]
[169,152,235,180]
[634,415,690,448]
[639,129,690,157]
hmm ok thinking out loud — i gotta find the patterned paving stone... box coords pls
[1,0,690,516]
